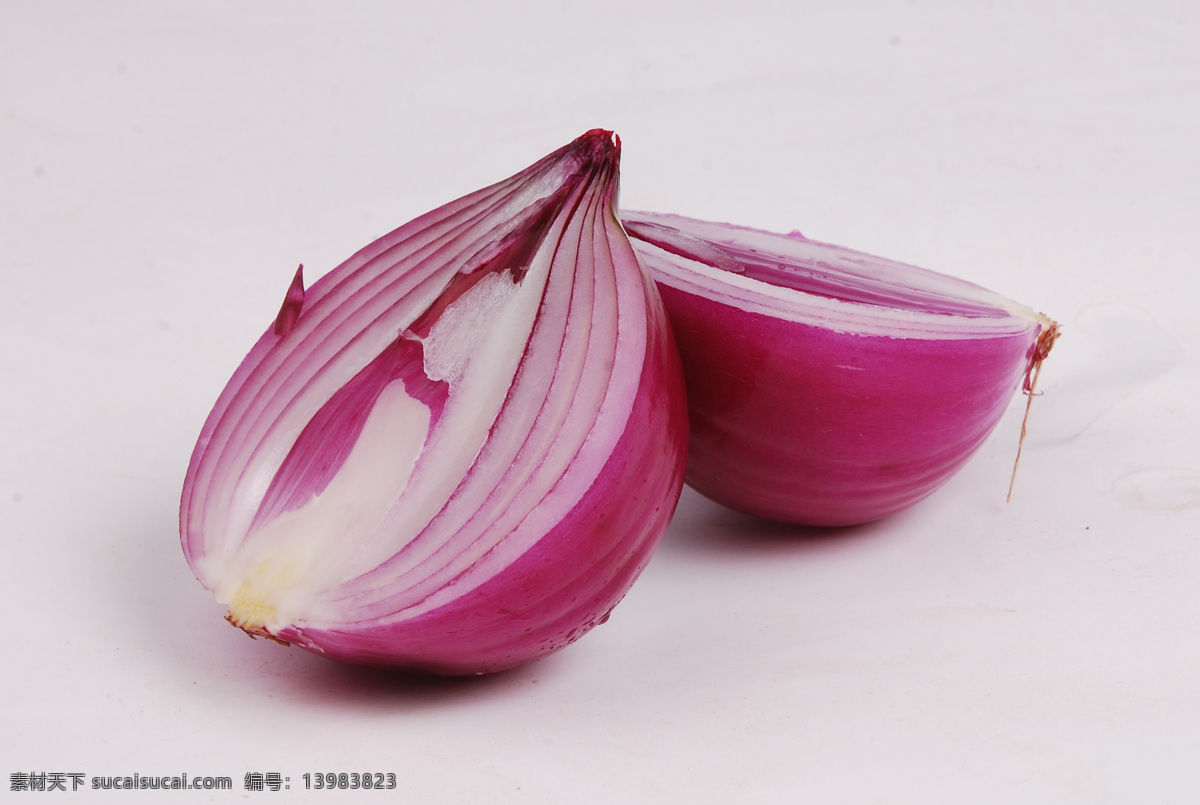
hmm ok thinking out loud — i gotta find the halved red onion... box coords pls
[623,211,1057,527]
[180,132,688,674]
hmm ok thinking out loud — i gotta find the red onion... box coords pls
[623,211,1057,527]
[180,132,688,674]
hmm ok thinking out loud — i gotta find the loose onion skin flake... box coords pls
[624,212,1057,527]
[180,132,688,675]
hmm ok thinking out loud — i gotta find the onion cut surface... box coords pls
[624,211,1057,527]
[180,132,687,674]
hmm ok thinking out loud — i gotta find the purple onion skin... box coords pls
[657,283,1033,526]
[274,287,687,675]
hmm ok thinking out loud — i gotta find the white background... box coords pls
[3,1,1198,802]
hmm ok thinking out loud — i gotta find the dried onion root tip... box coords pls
[224,613,291,647]
[1007,321,1060,502]
[623,211,1058,527]
[181,132,688,674]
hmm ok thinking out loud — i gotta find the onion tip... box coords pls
[273,263,306,337]
[578,128,620,157]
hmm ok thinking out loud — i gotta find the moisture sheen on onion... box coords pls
[180,132,688,674]
[624,211,1057,527]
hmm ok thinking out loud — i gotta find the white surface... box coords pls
[3,1,1198,802]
